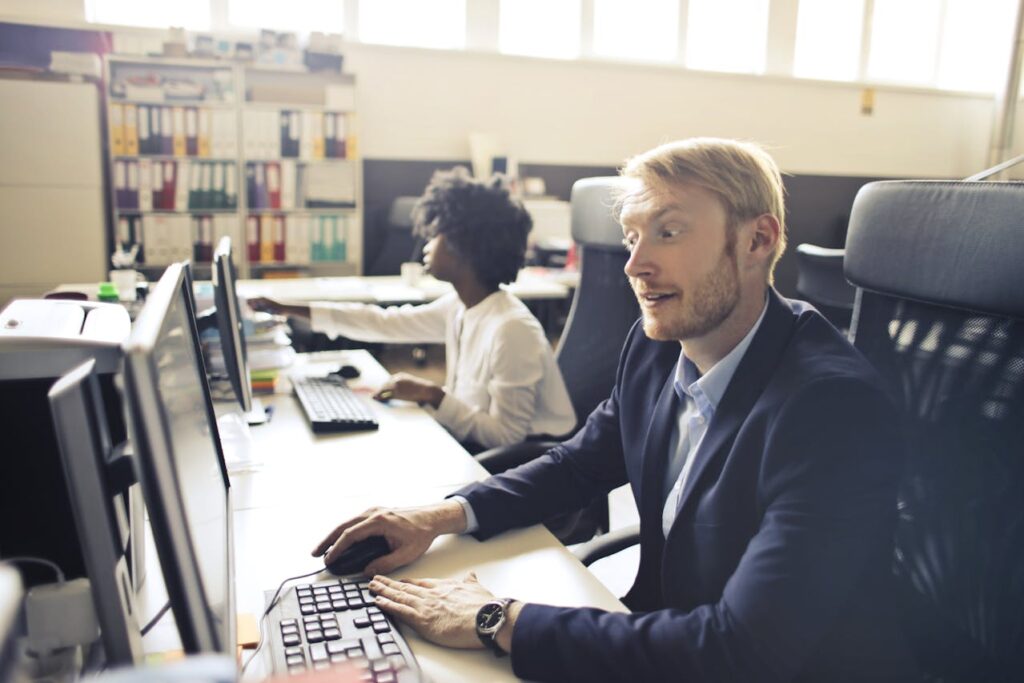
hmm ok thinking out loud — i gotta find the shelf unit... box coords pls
[103,54,361,280]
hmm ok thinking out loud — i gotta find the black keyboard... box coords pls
[293,376,379,433]
[267,578,420,681]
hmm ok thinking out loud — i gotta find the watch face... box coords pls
[477,603,504,631]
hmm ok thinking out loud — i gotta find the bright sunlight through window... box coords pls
[228,0,344,34]
[793,0,864,81]
[86,0,211,30]
[593,0,679,63]
[499,0,581,59]
[359,0,466,50]
[686,0,770,74]
[936,0,1016,92]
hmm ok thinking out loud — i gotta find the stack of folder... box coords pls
[109,103,237,158]
[242,108,356,160]
[113,160,238,211]
[245,214,352,265]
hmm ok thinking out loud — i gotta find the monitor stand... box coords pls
[244,397,269,426]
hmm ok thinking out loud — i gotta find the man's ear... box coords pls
[749,214,780,259]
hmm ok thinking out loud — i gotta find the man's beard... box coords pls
[636,239,740,342]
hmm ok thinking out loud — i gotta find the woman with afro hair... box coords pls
[252,167,575,450]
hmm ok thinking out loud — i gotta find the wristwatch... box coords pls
[476,598,516,656]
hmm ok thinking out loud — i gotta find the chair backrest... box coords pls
[795,243,856,305]
[845,180,1024,681]
[368,196,421,275]
[556,177,640,431]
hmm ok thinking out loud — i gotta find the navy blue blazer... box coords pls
[454,290,915,682]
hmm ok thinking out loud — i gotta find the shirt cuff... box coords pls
[449,495,479,534]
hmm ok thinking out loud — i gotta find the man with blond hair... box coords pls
[313,138,915,682]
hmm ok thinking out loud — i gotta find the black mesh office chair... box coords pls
[844,180,1024,681]
[794,243,856,330]
[477,176,640,544]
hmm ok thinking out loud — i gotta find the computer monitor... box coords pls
[48,359,144,665]
[121,262,236,657]
[211,238,253,413]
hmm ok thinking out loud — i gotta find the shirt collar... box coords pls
[460,289,503,324]
[674,295,770,415]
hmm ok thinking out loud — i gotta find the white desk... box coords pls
[141,350,625,682]
[234,268,577,306]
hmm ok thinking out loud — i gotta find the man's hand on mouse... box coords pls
[374,372,445,408]
[312,501,467,575]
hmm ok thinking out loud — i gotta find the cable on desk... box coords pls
[1,556,66,582]
[240,566,325,675]
[140,600,171,636]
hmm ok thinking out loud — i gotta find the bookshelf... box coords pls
[103,55,362,280]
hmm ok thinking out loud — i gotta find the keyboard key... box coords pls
[309,643,328,663]
[376,672,396,683]
[323,627,342,640]
[372,622,390,634]
[354,616,371,628]
[376,633,395,644]
[286,654,304,666]
[332,599,349,610]
[300,604,316,615]
[331,653,349,664]
[285,646,303,657]
[380,643,401,656]
[369,613,386,623]
[281,618,298,628]
[306,629,324,643]
[372,659,391,673]
[282,633,301,647]
[326,640,349,655]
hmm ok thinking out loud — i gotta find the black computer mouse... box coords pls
[330,364,361,380]
[324,535,390,576]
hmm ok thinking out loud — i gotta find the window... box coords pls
[85,0,211,30]
[359,0,466,50]
[793,0,864,81]
[936,0,1016,92]
[867,0,943,85]
[593,0,679,62]
[499,0,581,59]
[685,0,770,74]
[228,0,344,34]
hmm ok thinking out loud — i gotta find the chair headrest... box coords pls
[845,180,1024,319]
[387,196,420,230]
[570,177,631,250]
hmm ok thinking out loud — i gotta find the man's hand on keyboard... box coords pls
[312,501,468,575]
[369,572,511,650]
[374,373,445,408]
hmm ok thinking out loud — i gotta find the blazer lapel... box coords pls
[632,369,680,596]
[674,290,798,519]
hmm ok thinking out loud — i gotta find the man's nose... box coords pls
[624,240,653,279]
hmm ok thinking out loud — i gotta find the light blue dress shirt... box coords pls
[661,300,768,537]
[457,298,769,537]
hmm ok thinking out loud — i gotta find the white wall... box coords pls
[0,2,1002,180]
[346,42,996,178]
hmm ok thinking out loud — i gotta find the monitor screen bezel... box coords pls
[48,358,144,665]
[122,262,236,657]
[212,238,253,413]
